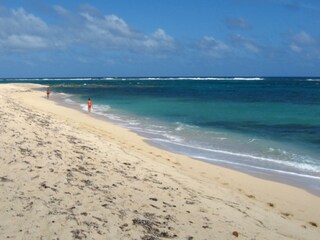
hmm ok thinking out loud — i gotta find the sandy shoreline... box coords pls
[0,83,319,239]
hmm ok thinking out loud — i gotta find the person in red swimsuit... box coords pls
[87,98,92,113]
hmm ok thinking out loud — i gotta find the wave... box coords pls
[194,156,320,180]
[127,77,265,81]
[80,103,111,114]
[5,78,44,81]
[5,77,320,82]
[47,78,93,81]
[64,98,75,103]
[57,92,72,97]
[306,79,320,82]
[232,77,264,81]
[152,138,320,173]
[174,122,199,131]
[67,78,93,81]
[0,78,94,81]
[1,77,267,82]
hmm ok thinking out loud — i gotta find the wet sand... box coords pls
[0,83,319,239]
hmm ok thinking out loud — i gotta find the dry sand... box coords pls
[0,83,319,240]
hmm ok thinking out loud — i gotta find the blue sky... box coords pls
[0,0,319,77]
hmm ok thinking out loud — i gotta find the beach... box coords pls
[0,84,319,239]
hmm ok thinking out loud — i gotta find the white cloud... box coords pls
[289,31,319,58]
[0,8,50,50]
[292,31,315,45]
[79,12,140,47]
[198,36,230,58]
[10,8,48,34]
[3,35,47,49]
[290,44,301,53]
[53,5,69,16]
[231,34,262,54]
[152,29,172,41]
[143,29,176,51]
[104,15,133,37]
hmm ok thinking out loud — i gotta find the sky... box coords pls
[0,0,320,77]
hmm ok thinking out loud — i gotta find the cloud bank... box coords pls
[0,5,177,54]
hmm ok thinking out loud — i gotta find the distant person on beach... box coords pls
[87,98,92,113]
[46,88,51,99]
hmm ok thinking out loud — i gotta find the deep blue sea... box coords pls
[2,77,320,194]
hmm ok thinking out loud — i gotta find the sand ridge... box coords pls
[0,84,319,239]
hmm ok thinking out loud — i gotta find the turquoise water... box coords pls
[2,77,320,194]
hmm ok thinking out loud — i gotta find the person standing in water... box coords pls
[46,88,51,99]
[87,98,92,113]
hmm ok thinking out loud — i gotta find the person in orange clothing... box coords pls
[87,98,92,113]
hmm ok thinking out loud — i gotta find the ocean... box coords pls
[2,77,320,194]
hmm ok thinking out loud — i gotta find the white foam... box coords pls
[2,77,96,81]
[80,104,87,111]
[93,104,111,113]
[218,137,227,140]
[57,92,72,98]
[163,134,184,142]
[174,122,199,131]
[150,124,167,129]
[62,78,93,81]
[175,122,185,131]
[133,128,170,135]
[107,114,123,121]
[1,77,267,82]
[80,103,111,117]
[233,77,264,81]
[12,78,42,81]
[126,77,265,81]
[152,139,320,173]
[194,156,320,180]
[306,79,320,82]
[64,99,74,103]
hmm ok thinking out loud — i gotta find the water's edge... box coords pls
[42,87,320,197]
